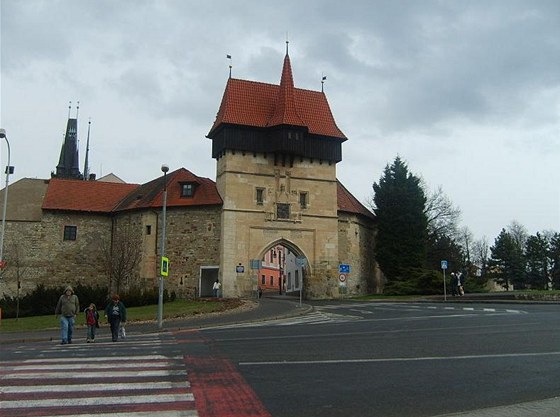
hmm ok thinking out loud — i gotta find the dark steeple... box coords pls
[52,103,83,180]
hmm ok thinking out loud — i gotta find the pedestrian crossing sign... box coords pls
[161,257,169,276]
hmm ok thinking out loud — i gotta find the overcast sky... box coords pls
[1,0,558,242]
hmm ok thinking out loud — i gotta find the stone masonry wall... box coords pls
[337,212,380,295]
[0,212,112,297]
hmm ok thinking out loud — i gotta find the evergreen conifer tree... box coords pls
[373,156,428,283]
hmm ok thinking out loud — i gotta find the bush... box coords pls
[383,268,444,295]
[0,284,172,319]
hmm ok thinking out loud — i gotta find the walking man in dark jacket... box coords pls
[55,286,80,345]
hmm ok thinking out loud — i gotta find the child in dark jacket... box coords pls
[84,303,100,343]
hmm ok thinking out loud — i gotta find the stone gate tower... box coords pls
[207,45,351,299]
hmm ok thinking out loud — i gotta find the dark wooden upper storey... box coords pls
[207,52,347,164]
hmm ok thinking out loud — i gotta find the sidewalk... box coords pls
[0,295,312,345]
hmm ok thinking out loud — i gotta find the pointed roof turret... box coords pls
[53,104,83,180]
[207,44,346,141]
[266,42,305,128]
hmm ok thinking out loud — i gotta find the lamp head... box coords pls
[161,164,169,174]
[0,128,6,138]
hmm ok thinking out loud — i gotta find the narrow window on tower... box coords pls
[299,191,308,209]
[256,187,265,205]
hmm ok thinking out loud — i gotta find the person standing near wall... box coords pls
[213,279,221,297]
[104,295,127,342]
[55,286,80,345]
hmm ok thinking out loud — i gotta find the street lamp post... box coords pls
[0,128,13,272]
[157,164,169,329]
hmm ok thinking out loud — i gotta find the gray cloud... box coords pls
[1,0,558,239]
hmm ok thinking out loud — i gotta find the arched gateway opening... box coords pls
[255,239,308,298]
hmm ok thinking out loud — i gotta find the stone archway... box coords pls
[256,238,309,299]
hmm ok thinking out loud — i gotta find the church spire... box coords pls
[83,118,91,180]
[52,103,83,180]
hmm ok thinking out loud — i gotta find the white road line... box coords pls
[483,308,496,312]
[20,355,181,363]
[27,412,198,417]
[0,381,190,393]
[1,393,195,408]
[2,361,182,371]
[1,369,187,379]
[239,351,560,366]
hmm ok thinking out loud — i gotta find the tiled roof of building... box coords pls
[42,179,139,213]
[208,54,346,140]
[337,181,375,220]
[113,168,222,211]
[42,169,223,214]
[41,171,367,219]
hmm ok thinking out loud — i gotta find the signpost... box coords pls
[441,260,448,301]
[339,265,350,295]
[339,264,350,274]
[161,256,169,277]
[296,257,308,307]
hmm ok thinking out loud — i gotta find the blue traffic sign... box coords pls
[441,260,448,270]
[339,264,350,274]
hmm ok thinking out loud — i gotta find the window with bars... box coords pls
[63,225,77,241]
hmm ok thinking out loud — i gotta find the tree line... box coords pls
[372,156,559,294]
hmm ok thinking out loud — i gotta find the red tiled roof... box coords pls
[208,57,346,140]
[42,172,366,221]
[114,168,222,211]
[337,181,375,220]
[42,179,139,213]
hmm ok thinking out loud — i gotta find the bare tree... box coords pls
[100,219,142,294]
[472,236,490,277]
[425,185,461,239]
[4,241,28,320]
[456,226,474,265]
[507,220,528,249]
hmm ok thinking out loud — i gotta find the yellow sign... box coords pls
[161,257,169,276]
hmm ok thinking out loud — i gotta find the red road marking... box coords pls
[185,355,272,417]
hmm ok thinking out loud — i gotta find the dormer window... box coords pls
[181,182,196,198]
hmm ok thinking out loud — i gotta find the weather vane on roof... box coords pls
[227,54,232,78]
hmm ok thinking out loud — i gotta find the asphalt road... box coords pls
[199,301,560,417]
[2,300,559,416]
